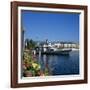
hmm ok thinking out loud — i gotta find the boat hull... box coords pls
[36,49,72,55]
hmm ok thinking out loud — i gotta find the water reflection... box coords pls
[36,51,79,76]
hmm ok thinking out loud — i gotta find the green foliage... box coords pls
[25,39,37,49]
[44,68,49,76]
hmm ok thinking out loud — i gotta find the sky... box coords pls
[21,10,79,43]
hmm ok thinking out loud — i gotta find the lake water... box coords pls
[37,50,79,76]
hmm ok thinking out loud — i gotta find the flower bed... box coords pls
[23,50,49,77]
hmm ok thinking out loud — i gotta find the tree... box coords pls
[25,39,30,49]
[25,39,36,49]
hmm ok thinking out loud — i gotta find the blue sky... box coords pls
[21,10,79,43]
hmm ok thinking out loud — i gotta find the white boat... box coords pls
[36,47,72,55]
[44,49,71,55]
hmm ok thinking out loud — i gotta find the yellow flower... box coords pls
[32,63,38,68]
[32,63,41,70]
